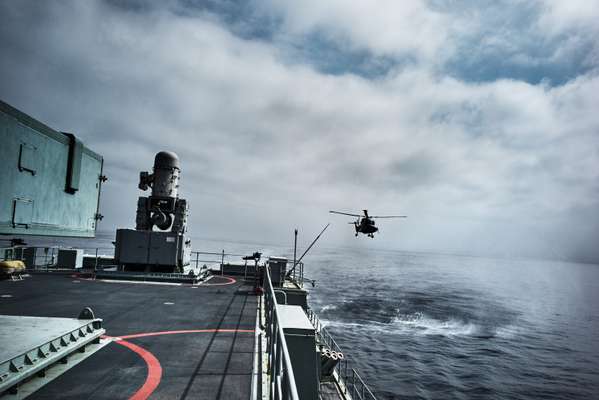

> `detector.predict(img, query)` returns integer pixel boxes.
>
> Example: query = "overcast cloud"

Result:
[1,0,598,263]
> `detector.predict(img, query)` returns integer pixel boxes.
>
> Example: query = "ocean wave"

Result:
[320,304,339,312]
[322,312,515,338]
[317,289,520,339]
[392,312,479,336]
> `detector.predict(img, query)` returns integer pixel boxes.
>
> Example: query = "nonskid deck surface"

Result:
[0,274,258,400]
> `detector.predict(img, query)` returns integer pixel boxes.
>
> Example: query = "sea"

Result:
[17,231,599,400]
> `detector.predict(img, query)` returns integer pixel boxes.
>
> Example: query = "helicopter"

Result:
[329,209,407,238]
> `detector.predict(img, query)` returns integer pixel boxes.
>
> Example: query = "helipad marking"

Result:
[104,328,255,399]
[202,276,236,286]
[112,339,162,400]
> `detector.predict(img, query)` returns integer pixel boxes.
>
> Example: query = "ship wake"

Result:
[318,287,519,339]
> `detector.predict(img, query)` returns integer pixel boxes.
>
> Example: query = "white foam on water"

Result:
[321,316,478,337]
[321,314,514,339]
[320,304,338,312]
[390,311,479,336]
[320,319,386,333]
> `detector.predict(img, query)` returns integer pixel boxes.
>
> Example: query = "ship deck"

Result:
[0,273,258,400]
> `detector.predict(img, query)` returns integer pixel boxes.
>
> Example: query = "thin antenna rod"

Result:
[293,229,298,268]
[287,223,330,277]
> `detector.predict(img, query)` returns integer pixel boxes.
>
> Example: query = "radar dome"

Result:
[154,151,180,170]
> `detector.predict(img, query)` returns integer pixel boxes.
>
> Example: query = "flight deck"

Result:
[0,273,258,400]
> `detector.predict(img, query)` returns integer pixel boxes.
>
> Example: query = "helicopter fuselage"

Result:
[356,218,378,235]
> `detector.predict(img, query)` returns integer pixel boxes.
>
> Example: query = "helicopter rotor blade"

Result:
[371,215,408,219]
[329,210,361,217]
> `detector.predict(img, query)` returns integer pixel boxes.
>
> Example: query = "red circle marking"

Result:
[104,328,255,400]
[203,276,236,286]
[112,339,162,400]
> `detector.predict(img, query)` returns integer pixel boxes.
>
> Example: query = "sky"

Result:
[1,0,598,263]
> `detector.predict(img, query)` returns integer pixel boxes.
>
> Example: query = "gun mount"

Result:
[114,151,191,273]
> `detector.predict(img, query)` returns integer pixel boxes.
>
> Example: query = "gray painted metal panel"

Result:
[18,143,37,175]
[278,304,315,335]
[12,198,33,226]
[268,257,288,287]
[181,237,191,266]
[0,100,103,237]
[277,305,319,400]
[281,287,309,310]
[115,229,150,265]
[114,229,189,269]
[56,249,84,268]
[148,231,179,266]
[0,315,105,395]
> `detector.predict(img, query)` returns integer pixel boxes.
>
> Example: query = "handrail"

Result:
[1,246,258,275]
[0,246,116,270]
[1,246,60,268]
[190,250,261,276]
[287,261,305,288]
[306,309,377,400]
[264,266,300,400]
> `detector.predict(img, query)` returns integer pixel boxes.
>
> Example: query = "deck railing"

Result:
[189,250,253,274]
[286,261,305,288]
[0,246,115,269]
[1,246,298,283]
[1,246,251,274]
[306,309,377,400]
[264,266,300,400]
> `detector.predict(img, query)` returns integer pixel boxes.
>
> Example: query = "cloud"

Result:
[539,0,599,33]
[258,0,599,84]
[0,0,598,262]
[258,0,452,61]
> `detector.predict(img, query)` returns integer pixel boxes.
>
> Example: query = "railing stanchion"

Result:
[221,250,225,275]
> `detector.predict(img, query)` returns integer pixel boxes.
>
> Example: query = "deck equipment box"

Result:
[278,304,319,400]
[57,249,84,269]
[268,257,288,287]
[114,229,191,271]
